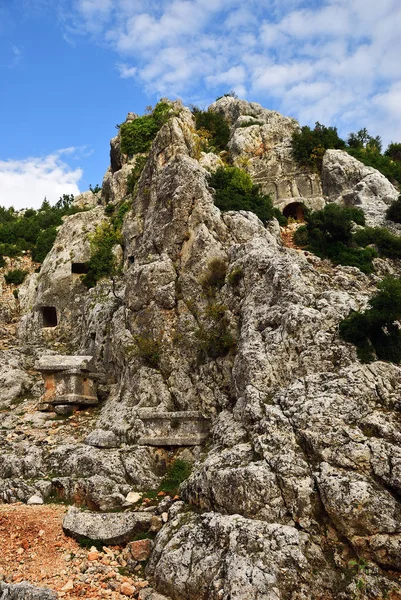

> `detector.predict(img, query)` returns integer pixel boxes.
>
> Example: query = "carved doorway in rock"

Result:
[283,202,305,222]
[41,306,58,328]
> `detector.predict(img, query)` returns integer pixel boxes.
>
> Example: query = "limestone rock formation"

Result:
[322,149,399,226]
[210,96,325,213]
[2,98,401,598]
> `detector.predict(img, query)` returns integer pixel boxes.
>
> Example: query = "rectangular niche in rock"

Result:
[71,262,89,274]
[35,355,99,409]
[41,306,58,328]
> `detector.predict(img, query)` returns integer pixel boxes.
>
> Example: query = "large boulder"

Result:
[0,582,57,599]
[63,506,153,544]
[322,149,399,226]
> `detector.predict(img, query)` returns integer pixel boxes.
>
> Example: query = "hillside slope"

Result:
[2,97,401,599]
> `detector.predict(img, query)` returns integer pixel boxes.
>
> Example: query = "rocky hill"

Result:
[2,97,401,599]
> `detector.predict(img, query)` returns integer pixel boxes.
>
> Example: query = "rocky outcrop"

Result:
[210,96,325,212]
[18,207,109,350]
[322,149,399,226]
[3,98,401,598]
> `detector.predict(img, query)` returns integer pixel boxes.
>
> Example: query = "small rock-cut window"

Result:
[71,262,89,274]
[41,306,58,328]
[283,202,305,222]
[128,256,135,264]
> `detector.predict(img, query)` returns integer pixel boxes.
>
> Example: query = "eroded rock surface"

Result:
[322,149,399,226]
[2,98,401,599]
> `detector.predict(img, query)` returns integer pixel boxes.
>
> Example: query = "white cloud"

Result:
[0,149,82,210]
[64,0,401,145]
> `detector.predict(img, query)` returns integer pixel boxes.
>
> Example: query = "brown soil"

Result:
[0,504,150,599]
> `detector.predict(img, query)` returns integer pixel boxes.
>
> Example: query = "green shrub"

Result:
[340,277,401,363]
[353,226,401,260]
[126,155,148,194]
[120,102,171,156]
[227,266,243,286]
[292,122,345,171]
[0,195,81,264]
[32,226,58,263]
[111,201,130,231]
[193,109,230,152]
[4,269,28,285]
[293,225,309,247]
[195,302,236,361]
[386,196,401,223]
[159,459,192,493]
[385,142,401,162]
[0,255,5,268]
[134,334,162,369]
[200,257,227,296]
[299,203,364,248]
[237,120,264,128]
[297,204,377,273]
[81,222,121,289]
[89,184,102,194]
[209,166,278,224]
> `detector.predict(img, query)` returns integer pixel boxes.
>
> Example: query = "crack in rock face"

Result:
[3,97,401,599]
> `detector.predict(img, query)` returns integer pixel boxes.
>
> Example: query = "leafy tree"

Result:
[193,109,230,152]
[209,166,286,225]
[294,204,376,273]
[340,277,401,363]
[386,195,401,223]
[353,226,401,259]
[385,142,401,162]
[292,122,346,171]
[0,195,83,264]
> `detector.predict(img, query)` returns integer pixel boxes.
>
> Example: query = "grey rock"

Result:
[147,512,329,600]
[210,96,324,209]
[26,494,43,505]
[73,190,102,210]
[138,590,171,600]
[0,582,57,599]
[63,506,153,545]
[84,429,120,448]
[322,149,399,226]
[54,404,74,416]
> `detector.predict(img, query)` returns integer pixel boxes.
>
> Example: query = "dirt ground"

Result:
[0,503,150,599]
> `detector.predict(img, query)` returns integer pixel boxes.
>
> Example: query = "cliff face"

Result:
[2,98,401,598]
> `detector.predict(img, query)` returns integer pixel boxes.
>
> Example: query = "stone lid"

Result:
[35,355,95,373]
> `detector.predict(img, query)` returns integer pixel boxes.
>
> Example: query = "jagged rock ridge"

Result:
[1,97,401,598]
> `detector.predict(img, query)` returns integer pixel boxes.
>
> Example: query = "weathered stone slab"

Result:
[137,410,210,446]
[63,506,153,545]
[35,355,95,372]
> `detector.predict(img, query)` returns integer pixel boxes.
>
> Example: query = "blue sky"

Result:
[1,0,400,209]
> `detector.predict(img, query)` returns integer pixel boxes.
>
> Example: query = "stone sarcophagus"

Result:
[136,410,210,446]
[36,355,99,408]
